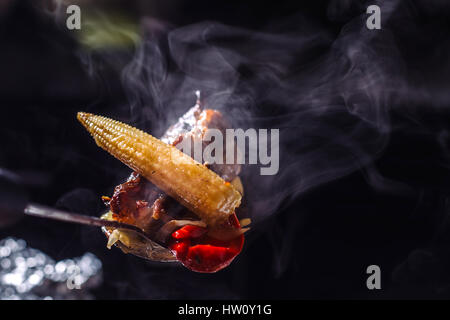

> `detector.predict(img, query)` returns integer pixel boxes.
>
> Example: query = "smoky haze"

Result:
[118,1,419,224]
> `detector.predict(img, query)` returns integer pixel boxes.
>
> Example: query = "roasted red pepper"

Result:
[169,214,244,273]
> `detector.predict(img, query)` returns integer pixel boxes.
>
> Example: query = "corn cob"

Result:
[77,112,241,227]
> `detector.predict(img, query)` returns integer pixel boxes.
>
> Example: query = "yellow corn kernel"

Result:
[77,112,241,227]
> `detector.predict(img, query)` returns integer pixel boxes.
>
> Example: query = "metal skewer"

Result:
[24,203,165,246]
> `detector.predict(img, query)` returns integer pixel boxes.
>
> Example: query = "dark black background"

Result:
[1,0,450,299]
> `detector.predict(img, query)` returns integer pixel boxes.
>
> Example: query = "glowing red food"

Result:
[169,214,244,273]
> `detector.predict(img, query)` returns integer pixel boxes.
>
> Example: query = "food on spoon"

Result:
[78,104,249,272]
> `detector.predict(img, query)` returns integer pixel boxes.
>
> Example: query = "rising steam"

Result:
[119,2,414,224]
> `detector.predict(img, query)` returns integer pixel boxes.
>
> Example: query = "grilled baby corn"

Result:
[77,112,241,227]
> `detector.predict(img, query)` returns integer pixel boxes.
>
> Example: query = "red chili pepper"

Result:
[169,214,244,273]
